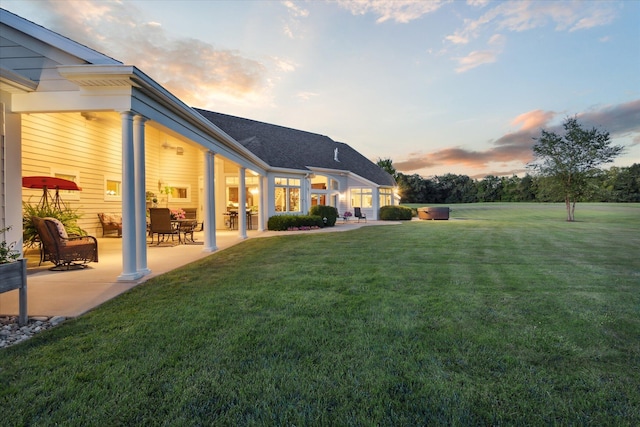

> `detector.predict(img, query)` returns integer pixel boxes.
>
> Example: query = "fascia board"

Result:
[306,166,351,175]
[0,9,119,65]
[345,172,380,188]
[0,67,38,93]
[267,167,310,176]
[57,64,270,172]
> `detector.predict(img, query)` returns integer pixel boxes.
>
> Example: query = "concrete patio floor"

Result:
[0,221,397,318]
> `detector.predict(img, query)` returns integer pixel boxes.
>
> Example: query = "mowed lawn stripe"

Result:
[1,203,638,425]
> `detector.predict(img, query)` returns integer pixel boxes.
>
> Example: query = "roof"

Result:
[0,8,120,65]
[194,109,396,187]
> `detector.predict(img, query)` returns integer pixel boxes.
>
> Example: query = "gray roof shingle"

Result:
[194,109,395,186]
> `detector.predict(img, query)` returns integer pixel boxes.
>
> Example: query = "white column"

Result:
[238,166,247,239]
[257,175,265,231]
[118,111,143,281]
[134,115,150,275]
[202,150,217,252]
[1,102,24,254]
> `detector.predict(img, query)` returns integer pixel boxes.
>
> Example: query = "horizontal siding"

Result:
[21,113,205,236]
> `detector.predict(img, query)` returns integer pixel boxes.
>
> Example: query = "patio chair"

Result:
[148,208,178,245]
[182,208,203,231]
[177,219,198,243]
[32,216,98,270]
[354,207,367,223]
[97,213,122,237]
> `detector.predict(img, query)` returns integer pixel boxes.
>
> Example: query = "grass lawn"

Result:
[1,203,639,425]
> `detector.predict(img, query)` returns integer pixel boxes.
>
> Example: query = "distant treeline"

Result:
[396,163,640,204]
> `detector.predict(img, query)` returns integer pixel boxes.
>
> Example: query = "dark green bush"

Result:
[267,215,324,231]
[379,205,413,220]
[309,205,338,227]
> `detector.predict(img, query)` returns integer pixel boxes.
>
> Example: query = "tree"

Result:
[376,158,397,180]
[528,117,623,221]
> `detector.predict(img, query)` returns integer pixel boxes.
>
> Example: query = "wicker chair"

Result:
[97,213,122,237]
[32,216,98,270]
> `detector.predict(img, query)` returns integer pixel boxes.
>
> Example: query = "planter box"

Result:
[0,259,28,326]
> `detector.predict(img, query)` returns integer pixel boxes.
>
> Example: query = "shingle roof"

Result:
[194,109,396,187]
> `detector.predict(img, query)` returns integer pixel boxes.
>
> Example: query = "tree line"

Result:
[390,164,640,204]
[378,117,636,213]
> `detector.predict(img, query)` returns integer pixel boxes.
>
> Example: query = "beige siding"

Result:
[21,113,204,236]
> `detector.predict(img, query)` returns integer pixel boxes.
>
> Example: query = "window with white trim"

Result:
[168,183,191,203]
[104,176,122,201]
[350,188,372,208]
[274,177,301,212]
[379,188,393,207]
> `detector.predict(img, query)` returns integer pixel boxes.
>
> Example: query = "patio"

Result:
[0,221,392,318]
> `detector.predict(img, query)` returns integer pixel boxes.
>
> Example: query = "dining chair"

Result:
[148,208,178,244]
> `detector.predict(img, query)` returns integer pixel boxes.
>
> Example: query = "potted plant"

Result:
[0,226,28,326]
[146,191,158,208]
[22,200,84,248]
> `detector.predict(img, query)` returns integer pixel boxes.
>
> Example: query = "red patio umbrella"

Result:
[22,176,82,210]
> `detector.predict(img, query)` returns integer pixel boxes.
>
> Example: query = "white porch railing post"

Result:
[203,150,217,252]
[118,111,143,281]
[134,115,150,275]
[238,166,247,239]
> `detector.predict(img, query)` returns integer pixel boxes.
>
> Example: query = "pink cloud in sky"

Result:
[41,0,270,107]
[395,99,640,177]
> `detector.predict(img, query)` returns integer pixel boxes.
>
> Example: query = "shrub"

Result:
[22,200,85,248]
[267,215,324,231]
[379,205,413,220]
[309,205,339,227]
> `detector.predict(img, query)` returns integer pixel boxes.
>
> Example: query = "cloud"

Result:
[447,0,618,44]
[39,0,271,108]
[394,100,640,176]
[296,91,319,101]
[336,0,449,24]
[280,0,310,39]
[577,99,640,137]
[454,49,498,73]
[281,1,310,18]
[446,0,618,72]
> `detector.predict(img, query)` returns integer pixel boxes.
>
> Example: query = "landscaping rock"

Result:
[0,316,62,348]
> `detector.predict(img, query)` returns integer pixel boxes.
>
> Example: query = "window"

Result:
[52,169,80,201]
[226,175,259,208]
[274,177,301,212]
[168,184,191,203]
[351,188,372,208]
[379,188,393,207]
[104,176,122,201]
[311,175,327,190]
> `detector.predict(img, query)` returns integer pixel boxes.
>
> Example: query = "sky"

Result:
[3,0,640,178]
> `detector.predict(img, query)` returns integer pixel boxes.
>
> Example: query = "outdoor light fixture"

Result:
[81,112,98,121]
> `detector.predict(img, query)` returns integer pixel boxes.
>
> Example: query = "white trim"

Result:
[51,168,80,201]
[0,9,120,65]
[168,183,191,203]
[104,175,122,202]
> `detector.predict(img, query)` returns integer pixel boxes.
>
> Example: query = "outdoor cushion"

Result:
[43,217,68,239]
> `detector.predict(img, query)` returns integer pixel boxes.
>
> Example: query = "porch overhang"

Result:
[9,64,269,175]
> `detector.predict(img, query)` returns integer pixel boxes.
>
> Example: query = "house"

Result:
[0,8,396,282]
[195,109,397,219]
